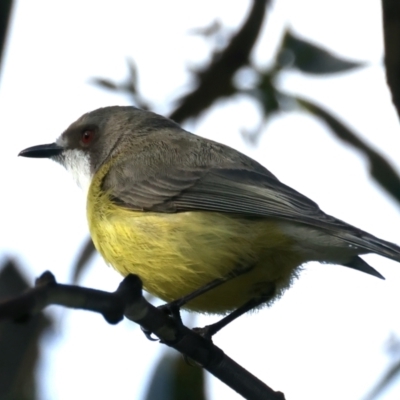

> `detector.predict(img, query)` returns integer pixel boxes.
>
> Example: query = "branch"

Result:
[382,0,400,119]
[0,271,285,400]
[0,0,13,78]
[170,0,271,123]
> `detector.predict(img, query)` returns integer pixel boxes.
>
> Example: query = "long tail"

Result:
[343,256,385,279]
[342,229,400,262]
[334,229,400,280]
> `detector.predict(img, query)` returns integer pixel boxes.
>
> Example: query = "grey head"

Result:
[19,106,182,192]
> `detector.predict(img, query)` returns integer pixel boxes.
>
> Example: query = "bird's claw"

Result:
[141,326,159,341]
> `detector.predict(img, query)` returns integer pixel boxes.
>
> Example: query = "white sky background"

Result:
[1,0,400,399]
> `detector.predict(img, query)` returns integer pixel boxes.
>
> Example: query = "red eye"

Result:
[81,129,94,145]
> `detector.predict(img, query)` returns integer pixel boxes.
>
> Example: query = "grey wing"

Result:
[104,164,400,266]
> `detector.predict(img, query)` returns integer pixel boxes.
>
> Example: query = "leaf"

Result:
[278,29,364,74]
[144,351,206,400]
[297,96,400,204]
[257,72,280,114]
[72,237,97,283]
[90,77,118,90]
[239,70,299,143]
[189,20,222,38]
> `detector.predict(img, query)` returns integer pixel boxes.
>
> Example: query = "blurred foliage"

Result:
[144,351,206,400]
[296,96,400,203]
[364,334,400,400]
[72,236,96,283]
[91,59,150,110]
[277,29,364,74]
[236,28,366,143]
[0,260,52,400]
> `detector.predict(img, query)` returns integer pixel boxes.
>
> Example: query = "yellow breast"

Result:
[87,170,304,314]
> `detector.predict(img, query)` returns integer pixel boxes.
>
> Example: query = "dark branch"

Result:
[0,0,13,79]
[382,0,400,119]
[0,271,285,400]
[169,0,270,123]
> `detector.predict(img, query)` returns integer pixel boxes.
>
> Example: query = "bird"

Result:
[19,106,400,319]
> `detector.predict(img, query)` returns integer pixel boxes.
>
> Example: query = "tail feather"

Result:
[341,230,400,264]
[343,256,385,280]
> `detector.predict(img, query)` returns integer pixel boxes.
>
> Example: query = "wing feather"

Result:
[104,163,400,263]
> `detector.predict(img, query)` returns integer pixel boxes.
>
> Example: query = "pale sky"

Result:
[1,1,400,399]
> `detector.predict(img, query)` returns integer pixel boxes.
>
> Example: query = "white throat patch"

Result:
[61,149,93,194]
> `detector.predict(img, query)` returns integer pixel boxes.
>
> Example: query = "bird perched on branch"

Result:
[19,106,400,326]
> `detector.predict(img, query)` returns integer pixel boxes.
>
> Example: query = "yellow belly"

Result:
[87,179,304,314]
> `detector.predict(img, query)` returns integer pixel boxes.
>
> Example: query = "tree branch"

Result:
[170,0,271,123]
[0,271,285,400]
[0,0,13,79]
[382,0,400,119]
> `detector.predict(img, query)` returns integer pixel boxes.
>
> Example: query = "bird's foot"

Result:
[141,300,184,341]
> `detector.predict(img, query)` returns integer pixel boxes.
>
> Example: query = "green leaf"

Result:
[144,351,207,400]
[278,30,364,74]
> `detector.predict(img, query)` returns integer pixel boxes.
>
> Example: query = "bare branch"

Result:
[0,271,285,400]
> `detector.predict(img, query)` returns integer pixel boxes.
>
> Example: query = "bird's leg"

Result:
[195,284,276,339]
[142,264,255,341]
[164,263,255,313]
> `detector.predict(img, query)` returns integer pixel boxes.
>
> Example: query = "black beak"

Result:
[19,143,63,158]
